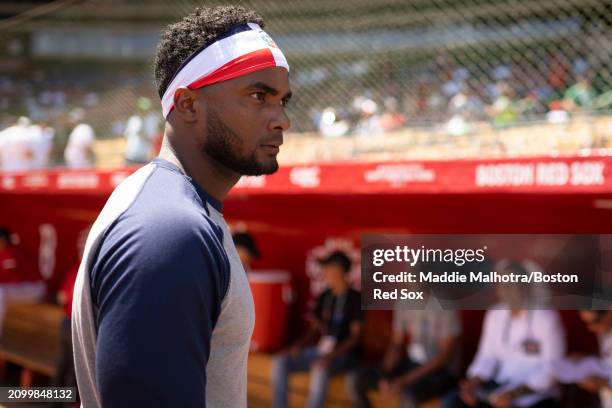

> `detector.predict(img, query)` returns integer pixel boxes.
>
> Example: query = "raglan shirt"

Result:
[72,158,255,408]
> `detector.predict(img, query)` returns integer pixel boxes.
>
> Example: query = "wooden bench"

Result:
[0,302,63,386]
[248,352,440,408]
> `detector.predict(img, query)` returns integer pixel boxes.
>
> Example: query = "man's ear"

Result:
[173,87,200,123]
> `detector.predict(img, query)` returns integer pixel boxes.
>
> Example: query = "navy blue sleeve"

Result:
[90,212,229,408]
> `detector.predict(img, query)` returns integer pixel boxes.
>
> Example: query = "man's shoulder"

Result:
[96,163,227,264]
[105,200,224,261]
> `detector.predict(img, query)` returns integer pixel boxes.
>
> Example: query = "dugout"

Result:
[0,154,610,366]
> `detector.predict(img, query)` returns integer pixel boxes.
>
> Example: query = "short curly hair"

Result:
[153,5,264,99]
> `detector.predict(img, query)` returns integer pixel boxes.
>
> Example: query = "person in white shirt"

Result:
[0,117,35,172]
[443,260,566,408]
[576,310,612,408]
[124,97,160,164]
[29,122,54,169]
[64,109,95,168]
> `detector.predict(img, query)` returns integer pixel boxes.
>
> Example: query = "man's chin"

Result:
[241,159,279,176]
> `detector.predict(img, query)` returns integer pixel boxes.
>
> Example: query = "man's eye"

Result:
[251,92,265,101]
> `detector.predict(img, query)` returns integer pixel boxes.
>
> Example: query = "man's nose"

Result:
[269,106,291,132]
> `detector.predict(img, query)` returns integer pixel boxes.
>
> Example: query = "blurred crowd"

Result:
[0,53,610,172]
[313,55,611,138]
[0,96,162,172]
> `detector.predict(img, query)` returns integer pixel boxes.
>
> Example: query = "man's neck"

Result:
[510,308,523,317]
[158,130,240,203]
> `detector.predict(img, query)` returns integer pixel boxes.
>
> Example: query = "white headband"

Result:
[161,23,289,119]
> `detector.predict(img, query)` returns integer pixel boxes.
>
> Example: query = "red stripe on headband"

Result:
[188,48,277,90]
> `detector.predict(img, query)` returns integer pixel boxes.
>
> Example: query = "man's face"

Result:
[496,268,528,308]
[196,67,291,176]
[236,246,253,270]
[322,264,345,287]
[580,310,612,335]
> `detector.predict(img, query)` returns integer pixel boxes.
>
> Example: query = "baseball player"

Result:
[72,5,291,407]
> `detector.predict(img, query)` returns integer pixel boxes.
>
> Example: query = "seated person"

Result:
[232,231,261,271]
[347,300,461,408]
[0,227,46,337]
[443,260,566,408]
[570,310,612,408]
[52,226,89,407]
[272,250,362,408]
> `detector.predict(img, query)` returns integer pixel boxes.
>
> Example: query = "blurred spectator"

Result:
[0,117,34,172]
[514,90,543,119]
[347,306,460,407]
[64,108,95,168]
[318,107,350,138]
[446,87,484,136]
[354,98,383,137]
[272,250,362,408]
[563,76,595,112]
[232,231,261,271]
[29,121,55,169]
[0,227,46,338]
[51,226,88,407]
[50,113,72,166]
[562,310,612,408]
[443,260,565,408]
[380,97,405,132]
[546,101,571,124]
[547,53,571,99]
[487,83,517,127]
[124,97,160,164]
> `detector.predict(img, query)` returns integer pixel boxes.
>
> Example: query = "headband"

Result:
[161,23,289,118]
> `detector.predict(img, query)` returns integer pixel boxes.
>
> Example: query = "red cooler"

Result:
[248,270,292,352]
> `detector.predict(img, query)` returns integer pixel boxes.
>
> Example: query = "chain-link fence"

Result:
[0,0,610,164]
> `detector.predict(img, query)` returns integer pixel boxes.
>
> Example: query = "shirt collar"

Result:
[152,157,224,213]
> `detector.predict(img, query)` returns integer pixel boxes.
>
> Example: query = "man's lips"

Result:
[261,144,280,154]
[260,137,283,154]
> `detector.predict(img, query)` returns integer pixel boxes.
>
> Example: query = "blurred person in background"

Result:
[51,226,89,407]
[446,86,484,137]
[0,227,46,338]
[272,250,362,408]
[547,53,571,100]
[29,120,55,169]
[50,113,73,166]
[443,260,565,408]
[347,297,461,407]
[318,107,350,138]
[232,231,261,271]
[379,97,405,132]
[487,83,517,128]
[0,116,35,172]
[64,108,95,168]
[563,76,594,112]
[354,98,383,137]
[567,310,612,408]
[124,97,161,164]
